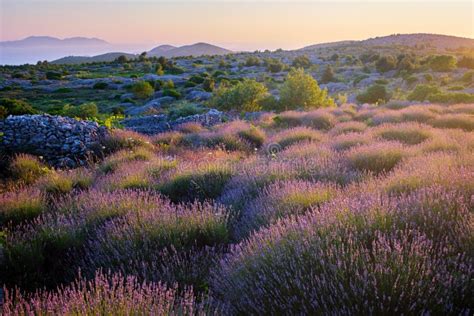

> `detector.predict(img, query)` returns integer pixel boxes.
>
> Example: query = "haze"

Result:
[1,0,473,51]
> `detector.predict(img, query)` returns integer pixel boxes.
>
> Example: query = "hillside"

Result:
[148,44,177,56]
[51,52,137,64]
[148,42,232,57]
[301,33,474,51]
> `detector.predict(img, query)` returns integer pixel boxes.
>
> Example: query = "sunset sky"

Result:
[1,0,473,51]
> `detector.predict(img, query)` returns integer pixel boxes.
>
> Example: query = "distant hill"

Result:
[0,36,108,47]
[148,44,177,56]
[301,33,474,51]
[51,52,137,64]
[148,42,232,57]
[51,42,232,64]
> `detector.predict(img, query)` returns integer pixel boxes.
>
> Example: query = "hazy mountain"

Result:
[148,44,177,56]
[0,36,109,47]
[148,42,232,58]
[301,33,474,51]
[0,36,113,65]
[51,52,137,64]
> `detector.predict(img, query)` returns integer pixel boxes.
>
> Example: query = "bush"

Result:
[162,88,181,99]
[430,114,474,131]
[375,55,397,73]
[159,164,233,202]
[45,71,62,80]
[347,142,406,174]
[3,272,220,315]
[320,65,335,84]
[376,124,432,145]
[10,154,49,184]
[131,81,154,99]
[427,92,474,104]
[92,81,108,89]
[407,84,441,101]
[428,55,457,72]
[279,68,335,110]
[356,84,391,104]
[167,103,205,120]
[213,189,472,314]
[457,56,474,69]
[63,102,98,119]
[209,79,269,112]
[245,56,261,67]
[292,55,312,68]
[265,58,285,73]
[0,98,37,116]
[269,127,323,149]
[0,189,45,226]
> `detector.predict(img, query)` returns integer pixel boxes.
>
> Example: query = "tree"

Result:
[320,65,335,84]
[131,81,154,99]
[376,55,397,73]
[292,55,312,68]
[209,79,269,112]
[115,55,128,63]
[279,68,335,110]
[138,52,148,62]
[356,84,391,104]
[429,55,457,72]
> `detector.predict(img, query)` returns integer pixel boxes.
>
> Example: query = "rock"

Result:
[120,93,134,101]
[186,90,212,102]
[0,114,108,168]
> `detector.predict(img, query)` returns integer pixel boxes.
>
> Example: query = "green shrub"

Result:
[167,103,205,120]
[427,92,474,104]
[407,84,440,101]
[457,56,474,69]
[131,81,154,99]
[428,55,457,72]
[0,189,46,226]
[292,55,312,68]
[63,102,98,119]
[93,82,108,89]
[209,79,269,112]
[376,55,397,73]
[356,84,391,104]
[162,89,181,99]
[10,154,50,184]
[320,65,335,84]
[45,71,62,80]
[245,56,261,67]
[0,98,37,116]
[279,68,335,110]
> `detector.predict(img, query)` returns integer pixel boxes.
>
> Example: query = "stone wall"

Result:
[121,109,225,135]
[0,114,108,167]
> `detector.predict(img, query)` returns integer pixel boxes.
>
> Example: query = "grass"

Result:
[347,142,407,174]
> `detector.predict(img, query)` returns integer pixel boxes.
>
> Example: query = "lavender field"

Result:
[1,102,473,314]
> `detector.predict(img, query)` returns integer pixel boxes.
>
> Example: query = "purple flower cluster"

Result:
[1,102,473,313]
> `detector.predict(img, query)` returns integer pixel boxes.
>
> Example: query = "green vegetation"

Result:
[356,84,391,104]
[209,79,269,112]
[279,68,335,110]
[131,81,154,99]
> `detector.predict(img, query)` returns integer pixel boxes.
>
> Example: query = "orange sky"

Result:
[1,1,473,51]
